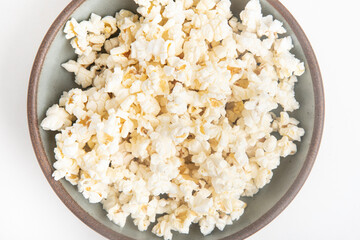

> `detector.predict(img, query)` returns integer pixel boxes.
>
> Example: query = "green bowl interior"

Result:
[37,0,314,239]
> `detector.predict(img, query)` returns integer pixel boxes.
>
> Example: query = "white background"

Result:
[0,0,359,239]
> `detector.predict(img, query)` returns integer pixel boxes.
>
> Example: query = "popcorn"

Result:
[104,37,119,53]
[62,60,96,88]
[77,51,97,66]
[87,13,104,34]
[240,0,262,33]
[257,15,286,38]
[199,215,216,235]
[137,93,161,115]
[59,88,88,118]
[71,36,92,56]
[102,188,129,227]
[171,204,197,233]
[130,134,151,159]
[152,215,174,240]
[189,188,213,214]
[41,104,72,131]
[102,16,118,38]
[63,18,84,39]
[78,170,109,203]
[52,144,80,183]
[41,0,305,239]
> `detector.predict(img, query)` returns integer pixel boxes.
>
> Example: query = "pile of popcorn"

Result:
[41,0,305,239]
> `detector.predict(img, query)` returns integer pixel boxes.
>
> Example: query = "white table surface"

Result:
[1,0,359,239]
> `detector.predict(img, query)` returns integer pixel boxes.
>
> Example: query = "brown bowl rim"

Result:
[27,0,324,239]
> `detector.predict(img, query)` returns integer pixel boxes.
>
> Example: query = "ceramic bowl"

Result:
[27,0,324,239]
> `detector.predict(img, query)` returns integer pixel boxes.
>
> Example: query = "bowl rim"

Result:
[27,0,325,239]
